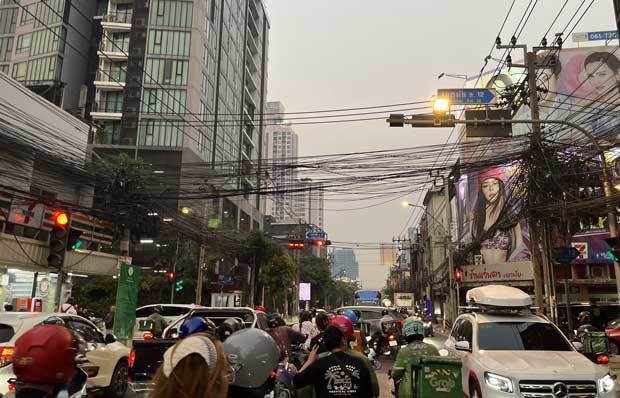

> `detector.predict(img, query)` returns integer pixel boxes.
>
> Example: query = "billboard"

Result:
[299,282,311,301]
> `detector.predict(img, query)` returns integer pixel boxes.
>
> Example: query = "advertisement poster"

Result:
[457,164,530,265]
[114,263,141,340]
[299,282,311,301]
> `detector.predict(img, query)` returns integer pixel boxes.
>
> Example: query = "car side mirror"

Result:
[572,341,584,352]
[438,349,449,357]
[105,333,117,344]
[455,340,471,352]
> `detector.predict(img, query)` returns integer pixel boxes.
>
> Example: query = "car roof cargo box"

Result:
[466,285,532,308]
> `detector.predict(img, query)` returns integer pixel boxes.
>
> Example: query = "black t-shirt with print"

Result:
[293,351,373,398]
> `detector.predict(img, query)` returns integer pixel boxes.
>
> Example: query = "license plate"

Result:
[389,340,398,347]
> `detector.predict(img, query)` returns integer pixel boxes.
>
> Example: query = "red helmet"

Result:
[330,315,354,340]
[255,305,265,313]
[13,324,77,385]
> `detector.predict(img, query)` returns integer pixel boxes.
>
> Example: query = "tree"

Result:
[329,280,360,308]
[259,251,297,316]
[238,231,281,306]
[299,255,333,307]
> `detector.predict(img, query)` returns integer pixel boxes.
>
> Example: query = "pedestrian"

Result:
[104,305,115,331]
[391,317,439,398]
[150,333,229,398]
[293,325,376,397]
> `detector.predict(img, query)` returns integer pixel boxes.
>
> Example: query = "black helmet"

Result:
[299,310,312,323]
[577,311,592,324]
[217,318,242,341]
[267,314,285,329]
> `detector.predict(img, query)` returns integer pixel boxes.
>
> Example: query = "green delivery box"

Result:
[416,356,463,398]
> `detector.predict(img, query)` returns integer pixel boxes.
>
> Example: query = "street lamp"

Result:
[438,73,468,80]
[432,98,450,115]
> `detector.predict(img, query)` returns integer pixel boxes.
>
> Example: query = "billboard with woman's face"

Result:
[457,164,530,266]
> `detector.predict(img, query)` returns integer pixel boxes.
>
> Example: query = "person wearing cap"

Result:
[293,325,375,398]
[391,317,439,398]
[151,333,229,398]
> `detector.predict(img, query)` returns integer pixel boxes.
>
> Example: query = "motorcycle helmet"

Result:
[402,317,425,338]
[13,324,77,385]
[267,313,285,329]
[217,318,242,341]
[224,328,279,388]
[577,311,592,324]
[342,309,358,324]
[179,316,216,338]
[255,305,266,313]
[330,315,354,340]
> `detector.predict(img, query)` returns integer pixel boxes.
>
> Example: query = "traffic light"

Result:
[288,240,305,250]
[455,268,463,283]
[175,279,184,292]
[605,237,620,261]
[312,239,325,247]
[166,271,174,282]
[67,229,84,251]
[47,211,69,269]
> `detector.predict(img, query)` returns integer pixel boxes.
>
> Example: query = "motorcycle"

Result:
[5,368,88,398]
[571,325,610,365]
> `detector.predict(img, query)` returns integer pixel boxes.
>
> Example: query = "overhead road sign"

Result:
[306,231,327,240]
[572,31,618,43]
[436,88,497,105]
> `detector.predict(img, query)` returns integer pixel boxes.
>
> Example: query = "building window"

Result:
[142,89,187,114]
[148,30,190,56]
[0,7,18,34]
[0,37,13,62]
[145,58,187,86]
[138,120,184,147]
[11,62,26,81]
[150,0,193,28]
[19,4,34,25]
[16,33,31,54]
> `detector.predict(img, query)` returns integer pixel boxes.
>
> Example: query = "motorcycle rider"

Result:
[309,311,331,353]
[179,316,217,338]
[292,325,377,398]
[330,315,380,397]
[224,328,280,398]
[342,309,368,354]
[391,317,439,398]
[151,333,229,398]
[266,313,305,362]
[10,323,87,398]
[292,310,319,349]
[146,305,169,338]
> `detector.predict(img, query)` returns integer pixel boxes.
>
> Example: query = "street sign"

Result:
[306,231,326,240]
[552,247,581,263]
[437,88,497,105]
[572,30,618,42]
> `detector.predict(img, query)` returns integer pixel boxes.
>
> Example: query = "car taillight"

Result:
[7,382,15,393]
[0,347,14,367]
[143,332,154,340]
[128,350,135,368]
[398,319,404,325]
[597,353,610,365]
[388,334,396,341]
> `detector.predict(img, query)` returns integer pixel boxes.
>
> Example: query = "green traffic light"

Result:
[175,279,184,292]
[71,240,83,250]
[607,251,618,261]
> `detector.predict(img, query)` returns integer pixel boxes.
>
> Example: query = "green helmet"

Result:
[402,317,425,337]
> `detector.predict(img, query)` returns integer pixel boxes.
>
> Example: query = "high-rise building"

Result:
[91,0,270,230]
[264,101,299,221]
[296,178,324,229]
[0,0,96,113]
[332,249,359,280]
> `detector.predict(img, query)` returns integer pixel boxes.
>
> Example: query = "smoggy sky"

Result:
[265,0,617,289]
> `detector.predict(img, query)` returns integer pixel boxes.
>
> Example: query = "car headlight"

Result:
[484,372,514,393]
[599,374,615,394]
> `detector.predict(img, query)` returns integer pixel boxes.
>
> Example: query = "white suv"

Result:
[444,286,615,398]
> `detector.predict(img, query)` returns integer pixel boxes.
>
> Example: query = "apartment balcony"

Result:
[90,99,123,120]
[98,40,129,60]
[101,10,132,31]
[246,48,259,73]
[244,86,257,109]
[247,33,259,55]
[245,66,257,92]
[94,71,126,90]
[248,11,259,38]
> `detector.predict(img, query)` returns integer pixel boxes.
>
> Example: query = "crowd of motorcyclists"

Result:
[4,306,443,398]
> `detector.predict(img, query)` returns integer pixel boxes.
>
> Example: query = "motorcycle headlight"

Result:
[599,374,615,394]
[485,372,514,393]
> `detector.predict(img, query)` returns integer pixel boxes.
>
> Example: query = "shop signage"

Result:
[461,261,534,283]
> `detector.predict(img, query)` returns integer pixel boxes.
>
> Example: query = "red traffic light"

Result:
[166,271,174,281]
[455,269,463,283]
[288,240,305,250]
[51,211,69,227]
[313,240,325,247]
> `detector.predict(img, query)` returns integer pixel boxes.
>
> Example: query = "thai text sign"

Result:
[461,261,533,283]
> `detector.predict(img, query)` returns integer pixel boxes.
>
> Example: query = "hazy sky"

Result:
[265,1,617,289]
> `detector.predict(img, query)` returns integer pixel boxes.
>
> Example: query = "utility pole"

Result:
[196,242,206,305]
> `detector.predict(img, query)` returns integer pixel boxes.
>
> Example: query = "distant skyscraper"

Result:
[332,249,359,279]
[265,101,299,221]
[296,178,324,229]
